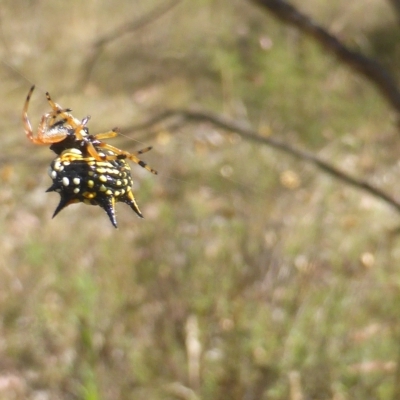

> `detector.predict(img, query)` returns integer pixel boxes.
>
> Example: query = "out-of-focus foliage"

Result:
[0,0,399,399]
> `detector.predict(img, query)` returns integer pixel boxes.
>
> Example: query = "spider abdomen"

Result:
[47,148,143,228]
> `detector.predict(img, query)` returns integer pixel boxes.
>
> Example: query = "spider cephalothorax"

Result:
[23,85,157,228]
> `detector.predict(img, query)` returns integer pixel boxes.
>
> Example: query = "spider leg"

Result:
[46,91,70,115]
[93,128,119,141]
[22,85,45,144]
[71,116,91,141]
[134,146,153,155]
[48,107,74,126]
[46,91,80,129]
[93,129,154,156]
[95,142,157,174]
[83,140,111,161]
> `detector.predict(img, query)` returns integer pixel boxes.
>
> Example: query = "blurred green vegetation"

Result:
[0,0,400,399]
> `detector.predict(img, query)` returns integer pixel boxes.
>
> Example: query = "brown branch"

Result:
[77,0,182,89]
[249,0,400,114]
[124,109,400,213]
[388,0,400,25]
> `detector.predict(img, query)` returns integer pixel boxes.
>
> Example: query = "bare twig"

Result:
[124,109,400,213]
[249,0,400,115]
[388,0,400,24]
[77,0,182,89]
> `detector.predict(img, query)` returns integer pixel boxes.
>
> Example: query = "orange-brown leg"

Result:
[93,130,119,141]
[94,142,157,174]
[45,91,81,129]
[134,146,153,155]
[22,85,45,144]
[92,130,153,156]
[70,116,91,141]
[91,130,156,170]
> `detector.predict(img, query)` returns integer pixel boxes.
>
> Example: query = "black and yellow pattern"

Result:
[46,148,143,228]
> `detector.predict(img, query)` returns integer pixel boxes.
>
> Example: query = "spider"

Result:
[22,85,157,228]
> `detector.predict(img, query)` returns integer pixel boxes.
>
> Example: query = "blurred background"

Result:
[0,0,400,399]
